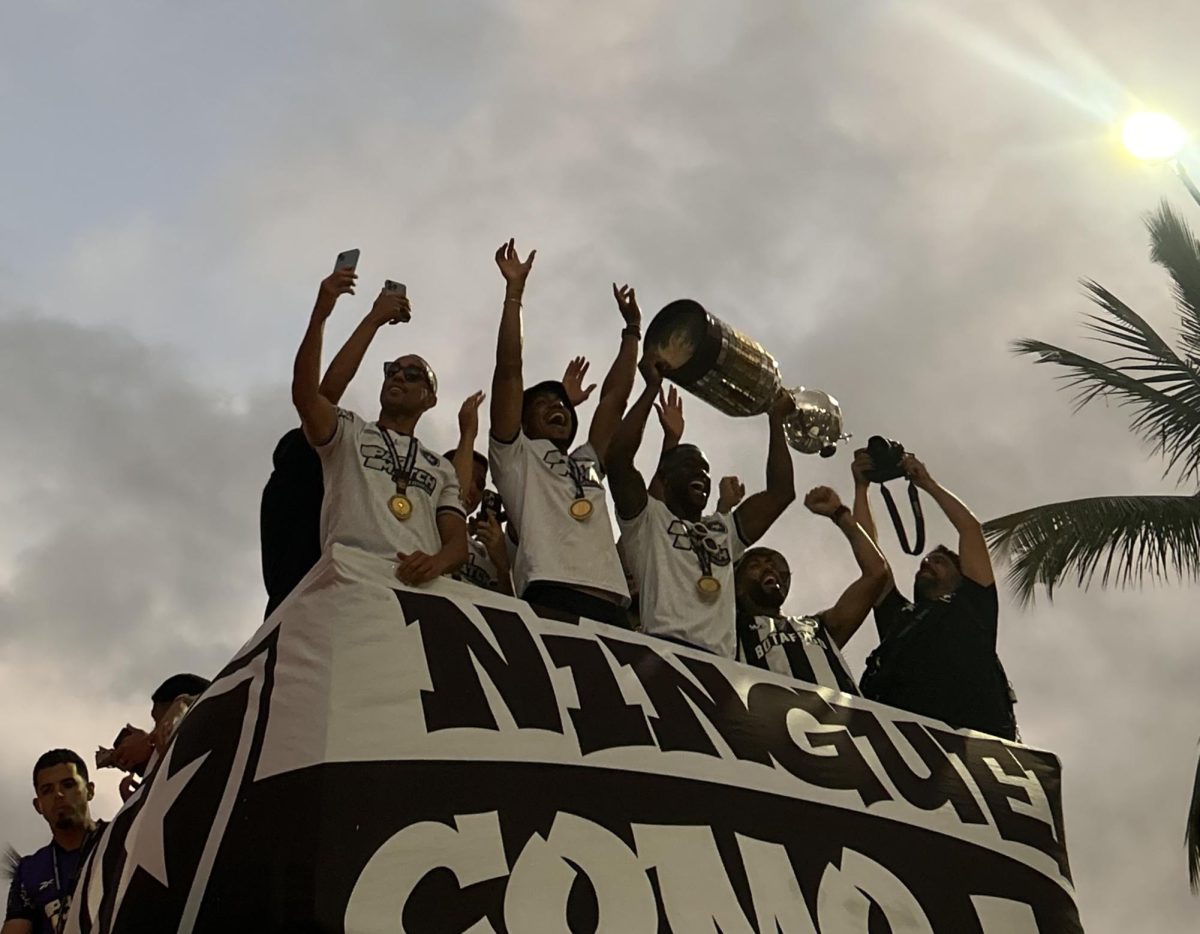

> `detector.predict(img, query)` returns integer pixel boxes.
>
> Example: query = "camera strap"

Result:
[879,481,925,556]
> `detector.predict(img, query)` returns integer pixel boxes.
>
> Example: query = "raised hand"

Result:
[804,485,844,518]
[654,385,685,443]
[612,283,642,327]
[495,238,537,285]
[851,448,874,489]
[769,390,797,421]
[473,513,511,573]
[369,286,411,326]
[458,390,486,438]
[638,351,667,388]
[562,356,597,406]
[717,475,746,513]
[317,267,357,313]
[901,453,934,491]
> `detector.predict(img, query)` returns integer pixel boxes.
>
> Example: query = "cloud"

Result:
[5,0,1200,928]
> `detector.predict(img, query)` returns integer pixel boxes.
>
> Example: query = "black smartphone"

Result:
[334,249,360,270]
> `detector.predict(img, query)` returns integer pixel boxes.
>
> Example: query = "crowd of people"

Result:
[4,239,1017,933]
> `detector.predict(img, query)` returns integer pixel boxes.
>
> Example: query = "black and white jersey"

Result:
[736,612,859,695]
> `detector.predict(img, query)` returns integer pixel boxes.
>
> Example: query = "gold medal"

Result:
[389,494,414,521]
[697,575,721,596]
[569,498,593,521]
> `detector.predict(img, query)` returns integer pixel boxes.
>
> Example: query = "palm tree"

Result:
[981,200,1200,891]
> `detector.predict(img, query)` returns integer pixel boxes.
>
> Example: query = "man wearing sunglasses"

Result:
[487,239,638,628]
[291,265,468,587]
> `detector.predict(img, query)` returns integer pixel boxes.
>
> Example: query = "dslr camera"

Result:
[864,436,908,484]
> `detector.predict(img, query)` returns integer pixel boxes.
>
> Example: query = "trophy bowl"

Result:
[785,387,847,457]
[644,299,783,417]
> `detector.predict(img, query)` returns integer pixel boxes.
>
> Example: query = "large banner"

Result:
[68,544,1082,933]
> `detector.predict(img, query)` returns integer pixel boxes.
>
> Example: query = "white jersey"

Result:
[453,538,502,591]
[617,497,748,657]
[317,409,464,560]
[489,431,628,603]
[736,613,859,694]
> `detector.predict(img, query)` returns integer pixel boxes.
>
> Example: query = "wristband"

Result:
[830,505,851,524]
[622,325,642,340]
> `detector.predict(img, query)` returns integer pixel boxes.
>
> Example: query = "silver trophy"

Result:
[644,299,848,457]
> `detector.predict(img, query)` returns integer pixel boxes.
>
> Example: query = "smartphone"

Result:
[334,249,360,271]
[384,280,407,298]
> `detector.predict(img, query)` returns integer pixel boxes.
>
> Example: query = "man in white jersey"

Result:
[488,239,639,628]
[607,353,797,657]
[291,261,467,585]
[734,486,890,692]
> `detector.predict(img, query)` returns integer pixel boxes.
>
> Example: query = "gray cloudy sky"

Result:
[3,0,1200,929]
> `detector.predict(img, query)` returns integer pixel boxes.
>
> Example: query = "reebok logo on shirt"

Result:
[542,450,603,488]
[666,518,733,566]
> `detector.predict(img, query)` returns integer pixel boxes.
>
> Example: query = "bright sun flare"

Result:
[1121,111,1188,161]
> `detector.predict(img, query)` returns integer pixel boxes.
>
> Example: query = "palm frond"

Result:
[1147,201,1200,366]
[1188,742,1200,893]
[1013,280,1200,482]
[983,494,1200,604]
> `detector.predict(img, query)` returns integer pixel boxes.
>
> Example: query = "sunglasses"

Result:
[383,362,432,387]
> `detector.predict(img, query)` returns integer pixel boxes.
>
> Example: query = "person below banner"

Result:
[487,240,638,628]
[290,260,467,586]
[607,352,797,657]
[734,487,890,693]
[4,750,106,934]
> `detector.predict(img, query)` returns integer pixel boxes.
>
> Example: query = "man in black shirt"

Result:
[735,486,889,693]
[853,450,1017,739]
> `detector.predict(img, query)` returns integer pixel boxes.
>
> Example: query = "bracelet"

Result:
[622,325,642,340]
[504,297,522,307]
[830,505,851,524]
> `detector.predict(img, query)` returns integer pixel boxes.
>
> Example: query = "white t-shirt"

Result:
[736,613,859,695]
[617,497,749,657]
[317,409,464,559]
[488,431,628,603]
[453,538,502,591]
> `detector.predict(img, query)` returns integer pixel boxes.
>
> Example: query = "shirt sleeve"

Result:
[315,407,360,456]
[954,579,1000,643]
[6,867,35,922]
[872,586,910,640]
[724,511,749,562]
[437,462,466,518]
[616,498,656,576]
[488,430,523,502]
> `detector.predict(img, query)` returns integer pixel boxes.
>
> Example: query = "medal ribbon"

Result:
[685,523,715,579]
[564,454,588,502]
[377,424,419,496]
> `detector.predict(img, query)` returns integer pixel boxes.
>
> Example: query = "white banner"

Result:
[69,544,1082,933]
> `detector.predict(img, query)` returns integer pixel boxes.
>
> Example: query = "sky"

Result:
[2,0,1200,929]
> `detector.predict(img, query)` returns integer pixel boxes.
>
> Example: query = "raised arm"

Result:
[562,356,597,408]
[851,447,894,602]
[490,239,536,442]
[292,268,355,446]
[318,287,411,405]
[804,487,892,648]
[733,393,798,544]
[904,454,994,587]
[607,356,666,519]
[588,284,643,462]
[453,391,486,499]
[648,384,684,500]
